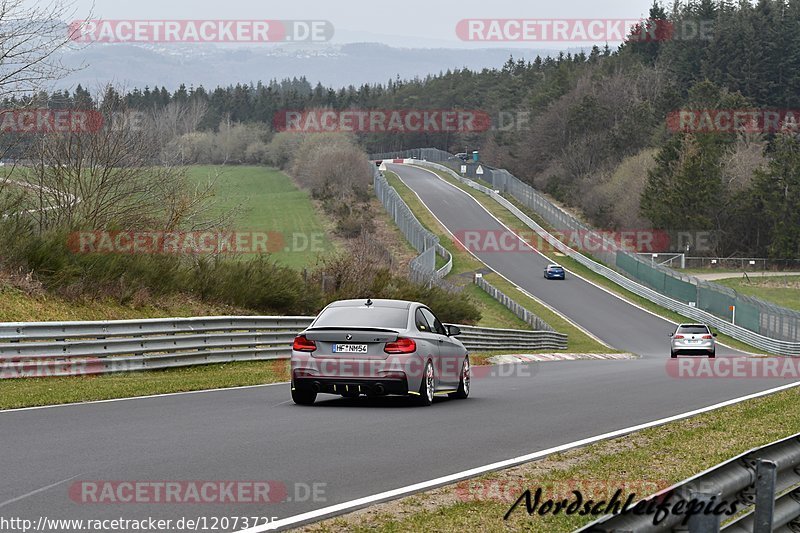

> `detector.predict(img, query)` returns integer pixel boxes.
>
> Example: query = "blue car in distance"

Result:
[544,264,566,280]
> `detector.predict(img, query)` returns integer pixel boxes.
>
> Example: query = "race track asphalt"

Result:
[0,164,793,532]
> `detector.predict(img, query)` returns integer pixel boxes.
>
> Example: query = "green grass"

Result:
[395,168,610,352]
[384,171,544,333]
[304,385,800,532]
[0,283,249,323]
[484,273,616,353]
[0,351,563,410]
[462,283,529,330]
[0,360,291,410]
[680,268,744,275]
[388,169,611,352]
[186,165,335,269]
[716,275,800,312]
[384,171,527,328]
[385,171,483,276]
[423,167,763,355]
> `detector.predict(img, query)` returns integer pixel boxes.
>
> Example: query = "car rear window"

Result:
[677,325,709,334]
[313,307,408,329]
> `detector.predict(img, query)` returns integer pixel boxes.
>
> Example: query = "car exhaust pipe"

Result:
[373,383,385,395]
[311,381,322,393]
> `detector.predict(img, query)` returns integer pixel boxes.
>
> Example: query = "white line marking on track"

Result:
[388,164,612,349]
[0,381,289,414]
[0,474,83,509]
[403,163,753,355]
[238,381,800,532]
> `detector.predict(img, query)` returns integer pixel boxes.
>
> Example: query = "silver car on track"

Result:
[290,299,470,406]
[669,323,717,358]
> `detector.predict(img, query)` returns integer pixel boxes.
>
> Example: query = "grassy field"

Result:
[302,384,800,532]
[385,171,614,346]
[0,283,254,323]
[186,165,335,269]
[484,274,615,353]
[0,360,291,410]
[384,171,526,331]
[0,349,570,410]
[716,275,800,312]
[423,167,763,354]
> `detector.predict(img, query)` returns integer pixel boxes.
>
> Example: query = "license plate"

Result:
[333,344,368,353]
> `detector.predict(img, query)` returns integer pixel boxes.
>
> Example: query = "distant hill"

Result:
[55,41,571,90]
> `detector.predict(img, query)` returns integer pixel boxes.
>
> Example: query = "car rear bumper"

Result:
[671,342,715,355]
[291,352,427,394]
[292,376,409,396]
[545,274,565,279]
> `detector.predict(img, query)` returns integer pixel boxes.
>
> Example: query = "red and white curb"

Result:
[488,353,635,364]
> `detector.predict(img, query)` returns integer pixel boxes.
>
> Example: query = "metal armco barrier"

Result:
[455,324,566,351]
[580,432,800,532]
[402,158,799,356]
[372,165,452,287]
[0,317,563,378]
[371,149,800,345]
[475,274,557,333]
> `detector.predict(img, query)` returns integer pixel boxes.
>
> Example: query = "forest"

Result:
[5,0,799,258]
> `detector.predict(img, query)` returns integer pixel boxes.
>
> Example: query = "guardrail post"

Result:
[753,459,777,533]
[687,491,721,533]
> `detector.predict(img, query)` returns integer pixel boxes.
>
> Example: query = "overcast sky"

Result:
[53,0,657,48]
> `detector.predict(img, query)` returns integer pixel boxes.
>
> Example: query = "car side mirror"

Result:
[669,332,673,337]
[712,333,717,337]
[446,325,461,336]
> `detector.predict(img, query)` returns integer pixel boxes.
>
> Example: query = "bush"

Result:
[2,230,322,314]
[310,249,481,324]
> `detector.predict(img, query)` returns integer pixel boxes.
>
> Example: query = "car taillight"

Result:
[384,337,416,354]
[702,335,713,339]
[293,335,316,352]
[674,335,684,339]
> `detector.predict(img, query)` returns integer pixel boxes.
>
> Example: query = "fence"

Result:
[372,165,452,287]
[0,316,568,378]
[683,257,800,271]
[371,148,452,162]
[370,149,800,346]
[393,157,800,355]
[453,324,566,351]
[474,273,559,334]
[580,431,800,532]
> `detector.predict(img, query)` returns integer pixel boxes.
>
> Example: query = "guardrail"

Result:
[0,316,563,378]
[406,159,800,356]
[372,165,452,287]
[453,324,566,351]
[372,149,800,344]
[580,431,800,532]
[474,274,558,333]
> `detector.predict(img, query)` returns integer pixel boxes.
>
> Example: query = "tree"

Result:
[0,0,86,221]
[752,135,800,258]
[25,93,216,233]
[640,132,726,232]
